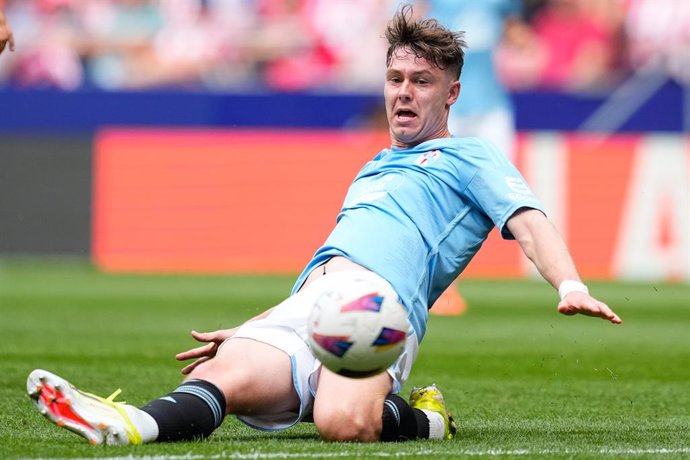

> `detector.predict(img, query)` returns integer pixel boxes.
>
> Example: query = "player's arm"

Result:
[175,306,277,374]
[506,207,622,324]
[0,9,15,55]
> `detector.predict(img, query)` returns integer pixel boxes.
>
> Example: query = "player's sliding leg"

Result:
[27,369,155,445]
[313,368,391,441]
[27,338,299,445]
[27,369,231,445]
[313,367,456,442]
[381,385,456,441]
[139,337,299,442]
[408,384,457,440]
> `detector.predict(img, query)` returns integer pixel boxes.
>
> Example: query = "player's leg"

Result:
[313,368,392,442]
[138,336,299,442]
[313,367,456,442]
[27,338,298,445]
[189,337,299,415]
[27,369,154,445]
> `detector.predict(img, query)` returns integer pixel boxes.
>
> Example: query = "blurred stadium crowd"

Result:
[0,0,688,93]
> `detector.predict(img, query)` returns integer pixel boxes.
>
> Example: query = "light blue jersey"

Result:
[293,137,544,340]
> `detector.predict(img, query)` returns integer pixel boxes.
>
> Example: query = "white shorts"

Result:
[230,270,419,431]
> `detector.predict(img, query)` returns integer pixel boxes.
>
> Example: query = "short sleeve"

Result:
[464,161,544,239]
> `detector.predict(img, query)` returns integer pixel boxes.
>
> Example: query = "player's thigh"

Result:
[313,366,393,442]
[189,337,300,416]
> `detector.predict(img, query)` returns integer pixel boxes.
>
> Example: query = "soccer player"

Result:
[0,8,15,55]
[27,5,621,445]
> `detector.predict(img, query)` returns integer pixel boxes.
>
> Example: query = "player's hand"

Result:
[557,291,622,324]
[0,10,15,55]
[175,328,238,375]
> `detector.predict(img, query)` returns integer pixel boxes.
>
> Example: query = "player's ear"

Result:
[447,80,460,106]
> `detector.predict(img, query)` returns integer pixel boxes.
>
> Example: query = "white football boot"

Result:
[27,369,143,445]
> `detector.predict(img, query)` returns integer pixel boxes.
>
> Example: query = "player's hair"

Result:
[385,4,467,79]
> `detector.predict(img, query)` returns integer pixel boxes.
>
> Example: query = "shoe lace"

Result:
[81,388,142,444]
[82,388,127,406]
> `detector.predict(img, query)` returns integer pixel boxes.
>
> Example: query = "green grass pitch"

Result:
[1,259,688,459]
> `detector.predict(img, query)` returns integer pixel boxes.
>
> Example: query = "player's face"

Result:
[384,47,460,149]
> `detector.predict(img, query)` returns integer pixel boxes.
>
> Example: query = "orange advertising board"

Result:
[93,129,690,280]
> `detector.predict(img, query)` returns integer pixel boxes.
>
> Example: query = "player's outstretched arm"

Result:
[506,208,622,324]
[0,9,15,55]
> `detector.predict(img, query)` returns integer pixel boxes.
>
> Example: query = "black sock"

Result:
[140,379,226,442]
[380,394,430,441]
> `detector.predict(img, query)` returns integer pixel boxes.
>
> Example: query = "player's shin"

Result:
[140,379,226,441]
[380,394,429,441]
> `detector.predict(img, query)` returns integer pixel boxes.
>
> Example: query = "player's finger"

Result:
[585,300,620,323]
[190,330,213,342]
[8,33,14,52]
[180,357,210,375]
[191,329,231,343]
[598,303,622,324]
[175,342,216,361]
[558,300,622,324]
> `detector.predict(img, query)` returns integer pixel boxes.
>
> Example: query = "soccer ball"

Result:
[307,271,409,378]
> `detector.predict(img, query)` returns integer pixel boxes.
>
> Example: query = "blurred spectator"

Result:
[1,0,666,95]
[494,11,547,90]
[253,0,335,91]
[526,0,626,91]
[415,0,524,159]
[624,0,690,84]
[0,3,15,55]
[74,0,163,89]
[298,0,396,92]
[408,0,527,318]
[117,0,251,90]
[4,0,84,90]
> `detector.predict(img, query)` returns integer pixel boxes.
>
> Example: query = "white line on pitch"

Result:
[29,446,690,460]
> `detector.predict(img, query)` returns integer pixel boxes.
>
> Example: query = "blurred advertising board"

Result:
[92,129,690,281]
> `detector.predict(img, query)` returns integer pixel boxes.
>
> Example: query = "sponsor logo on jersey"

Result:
[505,176,538,202]
[344,172,404,206]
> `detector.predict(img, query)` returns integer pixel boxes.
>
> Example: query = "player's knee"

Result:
[187,359,254,413]
[314,403,381,442]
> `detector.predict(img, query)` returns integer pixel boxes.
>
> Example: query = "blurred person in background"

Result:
[411,0,527,315]
[0,0,84,89]
[415,0,523,158]
[296,0,398,91]
[72,0,163,90]
[109,0,250,90]
[494,6,547,90]
[526,0,626,91]
[1,0,254,91]
[0,4,15,55]
[624,0,690,85]
[252,0,336,91]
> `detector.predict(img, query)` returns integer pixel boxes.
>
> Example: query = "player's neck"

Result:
[390,127,451,150]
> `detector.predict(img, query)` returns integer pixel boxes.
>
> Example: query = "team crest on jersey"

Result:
[415,150,441,166]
